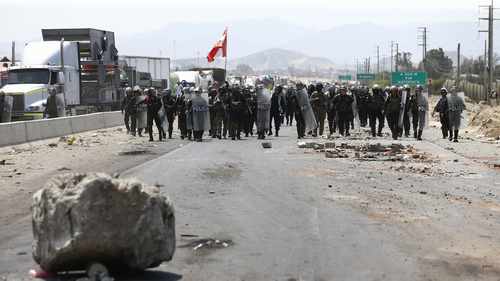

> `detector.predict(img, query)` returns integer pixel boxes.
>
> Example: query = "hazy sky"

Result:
[0,0,489,41]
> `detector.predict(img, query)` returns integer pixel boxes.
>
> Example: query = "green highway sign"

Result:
[356,73,376,81]
[391,71,428,85]
[338,74,352,81]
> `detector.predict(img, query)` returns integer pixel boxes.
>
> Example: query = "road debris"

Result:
[57,167,72,171]
[261,142,272,149]
[32,173,175,273]
[66,136,77,145]
[298,141,433,163]
[180,238,234,252]
[118,149,153,156]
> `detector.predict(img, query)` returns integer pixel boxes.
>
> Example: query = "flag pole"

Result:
[224,56,227,81]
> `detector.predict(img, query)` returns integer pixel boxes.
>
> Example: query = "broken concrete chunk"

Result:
[324,142,336,149]
[32,173,175,272]
[297,142,320,149]
[261,142,272,149]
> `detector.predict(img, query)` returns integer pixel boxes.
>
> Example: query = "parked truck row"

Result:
[0,28,228,123]
[0,28,172,122]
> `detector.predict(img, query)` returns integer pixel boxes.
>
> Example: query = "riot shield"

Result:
[256,87,271,131]
[191,94,210,131]
[350,92,360,130]
[296,88,318,132]
[158,107,169,133]
[417,91,429,128]
[398,90,408,128]
[1,95,13,123]
[136,96,147,129]
[447,92,467,129]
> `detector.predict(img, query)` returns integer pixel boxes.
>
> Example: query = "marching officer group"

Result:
[121,79,465,143]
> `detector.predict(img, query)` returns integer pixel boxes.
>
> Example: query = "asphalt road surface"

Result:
[121,125,500,281]
[1,124,500,281]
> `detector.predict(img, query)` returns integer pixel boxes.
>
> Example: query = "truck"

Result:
[119,55,170,90]
[0,28,121,120]
[170,68,226,92]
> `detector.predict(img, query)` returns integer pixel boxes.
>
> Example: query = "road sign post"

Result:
[391,71,428,86]
[338,74,352,81]
[356,73,376,81]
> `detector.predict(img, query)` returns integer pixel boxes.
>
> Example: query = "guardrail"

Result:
[0,111,123,147]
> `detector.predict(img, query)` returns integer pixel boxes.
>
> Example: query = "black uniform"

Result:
[208,90,217,138]
[228,88,244,140]
[247,92,257,136]
[292,92,306,138]
[285,88,296,126]
[356,88,369,127]
[162,93,177,139]
[326,90,337,135]
[402,91,412,137]
[141,94,164,141]
[241,90,252,137]
[177,94,188,139]
[310,90,327,136]
[367,89,386,137]
[434,95,450,139]
[407,94,419,138]
[333,93,354,136]
[385,92,401,140]
[269,88,285,136]
[121,94,134,133]
[220,88,231,138]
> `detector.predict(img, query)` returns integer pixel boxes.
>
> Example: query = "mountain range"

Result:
[172,48,335,71]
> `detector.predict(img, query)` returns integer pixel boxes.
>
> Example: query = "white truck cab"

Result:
[0,41,80,119]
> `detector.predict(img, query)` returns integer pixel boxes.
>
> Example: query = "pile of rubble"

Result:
[298,141,434,162]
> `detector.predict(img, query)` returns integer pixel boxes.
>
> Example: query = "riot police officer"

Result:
[433,88,450,140]
[141,88,164,142]
[161,89,177,139]
[326,86,337,136]
[415,85,428,140]
[229,86,244,140]
[333,86,354,136]
[310,83,327,137]
[385,86,402,140]
[367,84,386,137]
[121,87,133,133]
[269,85,285,137]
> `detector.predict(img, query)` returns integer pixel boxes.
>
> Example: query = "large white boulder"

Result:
[32,173,175,272]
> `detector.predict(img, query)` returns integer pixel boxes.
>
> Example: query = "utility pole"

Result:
[485,40,488,98]
[390,41,394,73]
[377,46,380,75]
[479,1,499,101]
[418,27,427,71]
[456,43,461,87]
[395,43,399,72]
[11,41,15,66]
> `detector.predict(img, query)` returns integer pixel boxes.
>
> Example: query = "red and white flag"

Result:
[207,28,227,63]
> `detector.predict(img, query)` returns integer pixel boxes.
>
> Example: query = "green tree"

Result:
[397,52,414,71]
[420,48,453,79]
